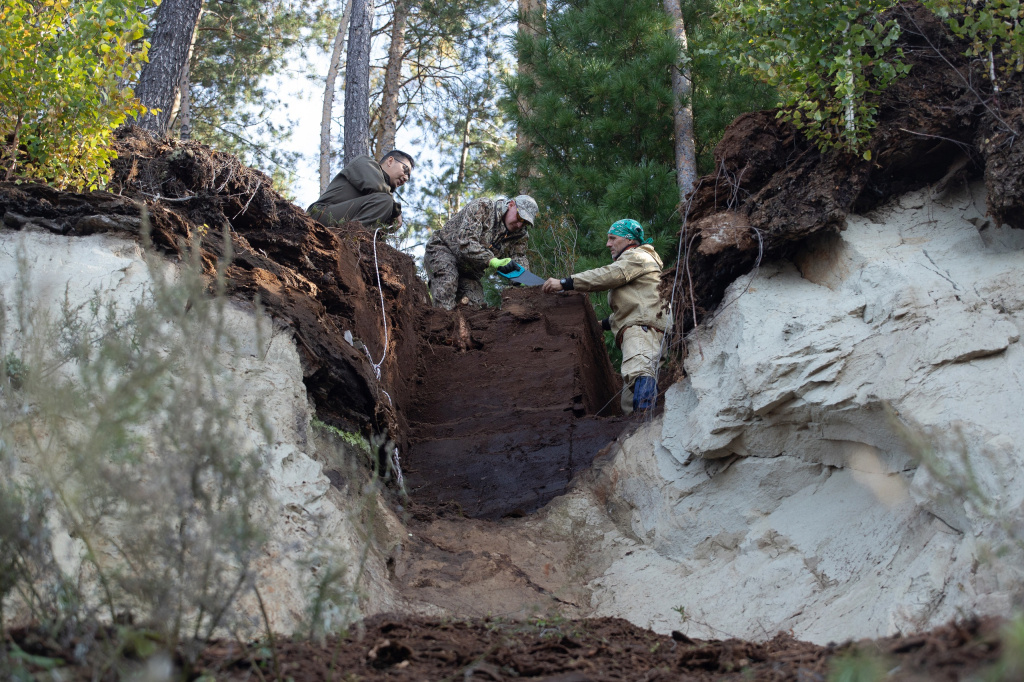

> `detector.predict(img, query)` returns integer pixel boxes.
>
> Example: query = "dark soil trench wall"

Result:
[405,289,627,519]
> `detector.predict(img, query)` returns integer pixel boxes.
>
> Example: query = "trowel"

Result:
[495,263,546,286]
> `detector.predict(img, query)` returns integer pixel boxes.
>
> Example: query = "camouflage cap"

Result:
[512,195,538,226]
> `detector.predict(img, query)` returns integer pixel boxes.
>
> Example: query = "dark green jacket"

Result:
[312,155,399,217]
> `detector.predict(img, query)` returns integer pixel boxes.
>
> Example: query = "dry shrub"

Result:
[0,224,274,671]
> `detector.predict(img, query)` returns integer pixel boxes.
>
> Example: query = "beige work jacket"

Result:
[571,244,671,341]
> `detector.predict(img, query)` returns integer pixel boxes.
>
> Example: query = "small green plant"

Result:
[529,612,569,639]
[1,352,24,389]
[982,612,1024,681]
[672,604,688,624]
[312,417,373,457]
[827,647,887,682]
[0,0,153,190]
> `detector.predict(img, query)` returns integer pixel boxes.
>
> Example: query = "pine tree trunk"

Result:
[663,0,696,199]
[134,0,204,136]
[453,118,472,213]
[344,0,375,164]
[321,0,354,193]
[515,0,544,193]
[376,0,409,156]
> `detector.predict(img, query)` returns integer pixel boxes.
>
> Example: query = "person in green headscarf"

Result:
[541,219,672,414]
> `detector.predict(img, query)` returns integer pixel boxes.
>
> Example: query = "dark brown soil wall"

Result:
[405,289,626,519]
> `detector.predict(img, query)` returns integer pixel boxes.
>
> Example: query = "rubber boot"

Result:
[632,376,657,413]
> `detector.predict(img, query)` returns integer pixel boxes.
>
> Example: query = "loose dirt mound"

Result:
[670,0,1024,336]
[13,614,1001,680]
[5,610,1007,680]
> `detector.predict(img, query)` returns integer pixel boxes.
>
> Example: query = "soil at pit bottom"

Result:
[8,614,1003,680]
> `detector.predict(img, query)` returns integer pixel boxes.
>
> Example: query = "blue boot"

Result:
[632,376,657,413]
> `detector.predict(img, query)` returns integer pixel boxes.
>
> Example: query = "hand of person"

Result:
[489,257,512,269]
[393,214,403,230]
[541,278,563,293]
[496,260,520,274]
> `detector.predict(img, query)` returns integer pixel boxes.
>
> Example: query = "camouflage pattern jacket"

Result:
[571,244,671,339]
[428,197,530,277]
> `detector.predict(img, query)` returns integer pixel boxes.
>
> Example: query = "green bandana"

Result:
[607,219,652,244]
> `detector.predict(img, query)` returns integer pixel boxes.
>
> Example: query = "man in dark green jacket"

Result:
[306,150,414,231]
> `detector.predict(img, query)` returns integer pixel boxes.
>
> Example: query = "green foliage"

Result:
[497,0,681,274]
[312,417,372,456]
[935,0,1024,89]
[683,0,778,174]
[718,0,909,155]
[408,28,515,236]
[497,0,775,284]
[0,0,151,190]
[2,352,24,389]
[182,0,335,180]
[387,0,517,248]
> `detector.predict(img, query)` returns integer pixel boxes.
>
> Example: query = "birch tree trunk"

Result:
[662,0,697,199]
[167,6,204,140]
[176,60,194,141]
[344,0,375,164]
[134,0,204,136]
[376,0,410,156]
[320,0,354,193]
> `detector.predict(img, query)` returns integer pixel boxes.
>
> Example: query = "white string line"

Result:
[364,226,393,407]
[365,226,403,488]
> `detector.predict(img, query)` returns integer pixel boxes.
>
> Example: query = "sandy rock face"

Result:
[0,229,400,635]
[584,182,1024,643]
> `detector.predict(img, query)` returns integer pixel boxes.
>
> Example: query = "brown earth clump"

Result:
[0,135,419,439]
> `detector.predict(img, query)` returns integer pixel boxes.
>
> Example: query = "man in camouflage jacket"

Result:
[424,195,539,310]
[542,219,672,414]
[306,150,414,231]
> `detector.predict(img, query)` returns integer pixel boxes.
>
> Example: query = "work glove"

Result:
[489,257,512,269]
[600,317,611,331]
[497,260,520,275]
